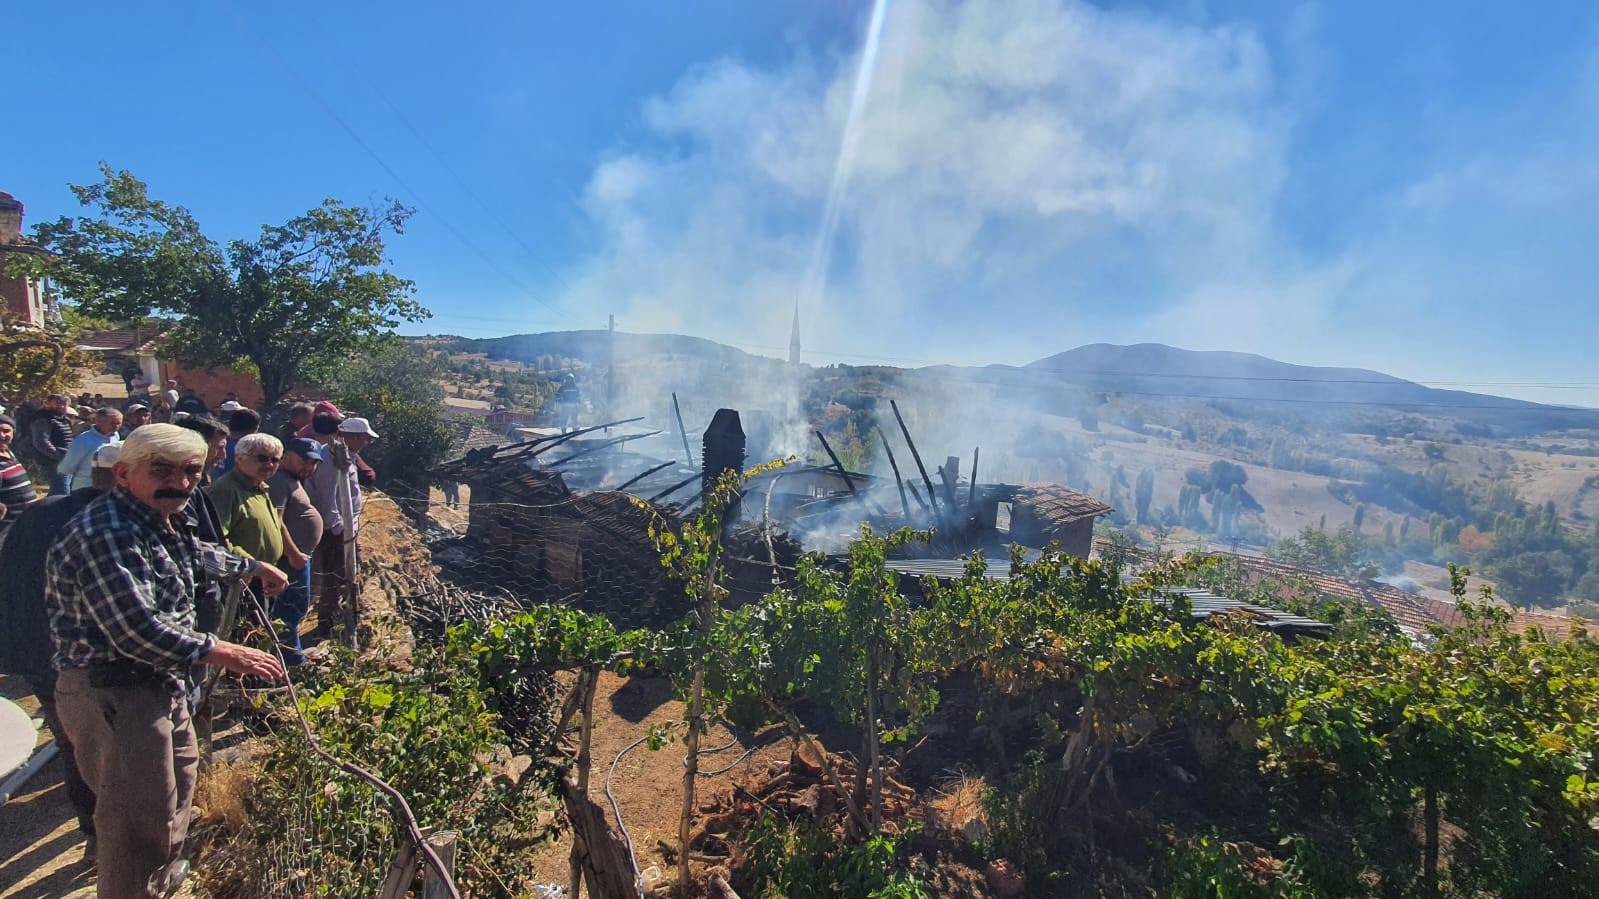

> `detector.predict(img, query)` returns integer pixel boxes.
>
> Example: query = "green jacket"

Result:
[206,469,285,564]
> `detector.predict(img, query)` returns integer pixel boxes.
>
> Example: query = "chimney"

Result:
[702,408,746,502]
[0,193,22,245]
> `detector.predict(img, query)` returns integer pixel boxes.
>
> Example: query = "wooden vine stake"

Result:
[569,666,600,899]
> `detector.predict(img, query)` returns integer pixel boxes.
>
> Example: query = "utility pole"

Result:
[606,313,615,434]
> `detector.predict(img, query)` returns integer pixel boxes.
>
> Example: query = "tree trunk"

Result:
[680,570,716,897]
[865,650,883,831]
[1423,785,1440,896]
[680,654,706,895]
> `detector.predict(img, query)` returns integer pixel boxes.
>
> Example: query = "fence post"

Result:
[376,837,419,899]
[422,831,460,899]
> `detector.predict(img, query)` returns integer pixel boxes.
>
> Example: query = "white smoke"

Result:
[555,0,1289,365]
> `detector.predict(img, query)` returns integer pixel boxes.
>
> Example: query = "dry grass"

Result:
[193,757,258,835]
[927,772,987,833]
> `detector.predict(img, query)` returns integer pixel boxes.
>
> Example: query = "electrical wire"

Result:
[605,733,652,899]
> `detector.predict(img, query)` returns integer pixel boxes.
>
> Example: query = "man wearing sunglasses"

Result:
[206,434,307,592]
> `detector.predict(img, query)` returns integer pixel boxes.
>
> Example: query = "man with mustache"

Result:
[46,424,288,898]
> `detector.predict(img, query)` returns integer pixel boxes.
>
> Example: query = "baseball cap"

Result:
[125,401,150,412]
[93,443,121,468]
[219,400,244,412]
[338,417,379,438]
[313,400,341,418]
[284,437,325,462]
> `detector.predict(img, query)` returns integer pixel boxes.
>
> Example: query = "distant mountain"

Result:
[1019,343,1598,431]
[444,330,761,367]
[426,333,1597,433]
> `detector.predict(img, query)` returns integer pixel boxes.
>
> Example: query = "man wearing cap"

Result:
[172,389,207,418]
[59,408,123,494]
[120,403,151,438]
[156,383,180,424]
[0,413,37,535]
[0,442,122,855]
[305,413,356,636]
[339,416,379,488]
[47,424,288,897]
[296,400,341,439]
[268,439,323,663]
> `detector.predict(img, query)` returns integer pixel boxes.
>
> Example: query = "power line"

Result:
[368,88,561,283]
[216,1,573,324]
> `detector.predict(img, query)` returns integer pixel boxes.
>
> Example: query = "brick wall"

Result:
[156,359,320,411]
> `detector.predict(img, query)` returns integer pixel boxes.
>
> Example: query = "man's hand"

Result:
[202,640,287,680]
[251,561,290,596]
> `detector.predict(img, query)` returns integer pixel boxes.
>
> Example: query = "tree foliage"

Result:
[329,341,456,495]
[1268,525,1380,579]
[30,164,428,406]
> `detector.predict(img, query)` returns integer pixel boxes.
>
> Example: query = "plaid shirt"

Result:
[46,488,254,695]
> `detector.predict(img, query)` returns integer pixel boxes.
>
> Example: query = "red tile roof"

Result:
[1014,483,1113,525]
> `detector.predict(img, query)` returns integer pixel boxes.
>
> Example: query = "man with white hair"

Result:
[46,424,289,898]
[207,433,307,578]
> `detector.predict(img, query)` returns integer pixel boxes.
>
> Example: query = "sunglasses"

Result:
[149,462,206,482]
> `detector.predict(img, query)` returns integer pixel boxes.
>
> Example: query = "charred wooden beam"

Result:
[889,400,941,518]
[814,430,857,494]
[649,472,702,503]
[672,392,695,467]
[546,430,662,468]
[875,424,912,518]
[612,460,677,493]
[968,446,980,511]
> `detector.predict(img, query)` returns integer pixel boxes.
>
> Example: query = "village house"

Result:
[0,191,56,329]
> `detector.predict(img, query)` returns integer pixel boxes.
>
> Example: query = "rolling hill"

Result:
[429,332,1598,433]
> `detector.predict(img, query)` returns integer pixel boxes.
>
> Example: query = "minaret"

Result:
[788,302,802,365]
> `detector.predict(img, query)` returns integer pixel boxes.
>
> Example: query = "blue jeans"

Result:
[270,562,312,655]
[48,470,70,496]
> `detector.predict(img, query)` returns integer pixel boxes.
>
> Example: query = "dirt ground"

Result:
[0,678,94,899]
[527,670,793,893]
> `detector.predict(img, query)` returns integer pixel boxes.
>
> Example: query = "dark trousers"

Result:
[56,669,198,899]
[312,531,352,627]
[271,561,312,652]
[24,673,96,834]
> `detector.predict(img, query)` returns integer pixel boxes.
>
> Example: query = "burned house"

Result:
[424,407,1119,626]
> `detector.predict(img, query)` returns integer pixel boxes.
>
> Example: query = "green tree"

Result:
[1135,468,1156,525]
[31,164,427,406]
[1268,525,1379,578]
[330,341,456,497]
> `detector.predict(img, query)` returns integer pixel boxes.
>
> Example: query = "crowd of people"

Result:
[0,385,381,898]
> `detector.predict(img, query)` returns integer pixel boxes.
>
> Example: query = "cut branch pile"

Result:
[690,744,926,859]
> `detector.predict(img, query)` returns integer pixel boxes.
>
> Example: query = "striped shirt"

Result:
[0,451,35,533]
[46,488,254,695]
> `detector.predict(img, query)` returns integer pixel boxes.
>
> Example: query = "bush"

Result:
[195,644,559,898]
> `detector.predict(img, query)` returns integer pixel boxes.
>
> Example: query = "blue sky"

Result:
[5,1,1599,406]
